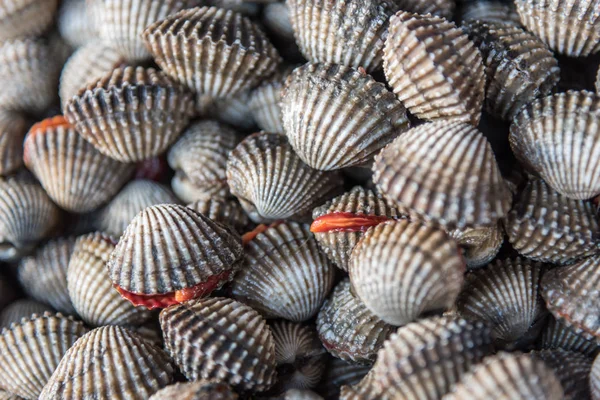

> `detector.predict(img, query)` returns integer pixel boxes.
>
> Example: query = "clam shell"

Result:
[149,380,238,400]
[0,299,53,328]
[0,0,58,41]
[187,197,249,233]
[447,222,504,269]
[349,220,465,326]
[39,325,174,399]
[0,389,23,400]
[143,6,281,98]
[400,0,455,19]
[64,66,195,163]
[373,122,512,229]
[318,358,371,400]
[0,110,28,177]
[159,297,277,391]
[593,352,600,400]
[530,349,592,400]
[248,66,293,134]
[287,0,400,72]
[263,2,295,41]
[459,0,521,26]
[0,312,88,399]
[505,179,600,264]
[539,316,600,356]
[281,63,409,171]
[210,91,256,131]
[231,221,335,321]
[227,132,344,223]
[23,116,134,213]
[57,0,98,48]
[317,279,395,364]
[509,91,600,200]
[383,11,485,125]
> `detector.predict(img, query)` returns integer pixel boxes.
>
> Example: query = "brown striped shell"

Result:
[159,297,277,391]
[0,110,28,177]
[248,66,293,134]
[57,0,98,48]
[227,132,344,223]
[149,381,238,400]
[65,66,195,163]
[447,222,504,269]
[143,6,281,98]
[399,0,455,19]
[383,11,486,125]
[281,63,409,171]
[530,349,592,400]
[459,0,521,25]
[593,352,600,400]
[0,312,88,399]
[0,0,58,41]
[231,222,335,322]
[539,317,600,356]
[186,197,249,233]
[318,358,371,400]
[0,300,52,328]
[39,325,174,399]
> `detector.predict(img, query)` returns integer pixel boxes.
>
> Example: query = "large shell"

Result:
[459,0,521,25]
[159,297,277,391]
[505,179,600,264]
[318,358,371,400]
[39,325,174,399]
[539,317,600,356]
[57,0,98,48]
[64,66,195,163]
[530,349,592,400]
[149,381,238,400]
[509,90,600,200]
[187,197,249,233]
[248,66,292,134]
[143,6,281,98]
[281,63,409,171]
[231,222,335,321]
[0,312,88,399]
[373,122,512,229]
[0,300,52,328]
[463,20,560,120]
[0,110,28,177]
[383,11,485,125]
[447,222,504,269]
[0,0,58,41]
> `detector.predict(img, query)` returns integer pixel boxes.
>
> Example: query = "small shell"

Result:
[349,220,465,326]
[39,325,174,399]
[263,2,295,41]
[186,197,249,233]
[530,349,592,400]
[0,110,28,177]
[373,122,512,229]
[505,179,600,264]
[317,279,395,364]
[0,312,88,399]
[447,222,504,269]
[0,299,52,328]
[318,358,371,400]
[281,63,409,171]
[459,0,521,25]
[149,381,238,400]
[227,132,343,223]
[0,0,58,41]
[539,317,600,357]
[159,297,277,391]
[231,222,335,322]
[383,11,486,125]
[143,6,281,98]
[509,91,600,200]
[400,0,455,19]
[248,66,293,134]
[593,352,600,400]
[57,0,98,48]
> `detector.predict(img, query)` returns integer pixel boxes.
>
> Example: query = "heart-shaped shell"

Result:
[531,349,592,400]
[383,11,485,125]
[400,0,455,19]
[39,325,174,400]
[67,232,153,327]
[287,0,400,72]
[505,179,600,264]
[149,380,238,400]
[539,317,600,356]
[510,91,600,199]
[57,0,98,48]
[159,297,277,391]
[463,21,560,120]
[459,0,521,25]
[318,358,371,400]
[373,122,512,229]
[0,312,88,399]
[143,6,281,98]
[281,63,409,171]
[23,116,134,213]
[447,223,504,269]
[227,132,343,223]
[0,0,58,41]
[187,197,249,233]
[0,110,28,177]
[231,222,335,322]
[65,66,195,163]
[317,279,394,364]
[0,300,52,328]
[248,66,293,134]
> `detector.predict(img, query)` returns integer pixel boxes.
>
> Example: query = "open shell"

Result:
[539,317,600,357]
[0,110,28,177]
[531,349,592,400]
[0,300,52,328]
[149,381,238,400]
[447,222,504,269]
[187,197,248,233]
[0,0,58,41]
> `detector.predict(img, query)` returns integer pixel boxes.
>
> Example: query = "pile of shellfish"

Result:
[0,0,599,399]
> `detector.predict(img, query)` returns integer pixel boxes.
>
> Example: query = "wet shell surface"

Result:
[143,6,281,98]
[459,0,521,25]
[447,222,504,269]
[159,297,277,391]
[227,132,343,223]
[373,122,512,229]
[148,380,238,400]
[39,325,174,399]
[280,63,409,171]
[0,299,52,328]
[57,0,98,48]
[0,0,58,41]
[383,11,486,125]
[539,316,600,356]
[0,110,28,177]
[0,312,88,400]
[530,349,592,400]
[505,179,600,264]
[186,197,249,233]
[248,66,292,134]
[399,0,455,19]
[64,66,195,163]
[231,222,335,322]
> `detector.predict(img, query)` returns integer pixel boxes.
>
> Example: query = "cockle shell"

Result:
[263,2,295,41]
[592,352,600,400]
[231,222,335,321]
[539,316,600,356]
[187,197,249,233]
[57,0,98,48]
[318,358,371,400]
[459,0,521,25]
[0,389,23,400]
[39,325,174,399]
[383,11,486,125]
[149,381,238,400]
[0,312,88,399]
[399,0,455,19]
[0,110,28,177]
[447,222,504,269]
[531,349,592,400]
[0,0,58,41]
[0,300,52,328]
[281,63,409,171]
[204,91,256,131]
[160,297,277,391]
[248,66,293,134]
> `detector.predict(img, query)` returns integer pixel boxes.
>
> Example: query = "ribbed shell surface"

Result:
[0,300,52,328]
[0,110,28,176]
[464,21,560,120]
[0,0,58,41]
[108,204,243,294]
[0,389,23,400]
[460,0,521,25]
[227,132,343,222]
[231,222,335,321]
[64,66,195,163]
[281,63,409,171]
[383,11,485,125]
[509,91,600,200]
[248,67,291,133]
[39,325,174,400]
[57,0,98,48]
[447,222,504,269]
[399,0,455,19]
[142,6,281,98]
[148,380,239,400]
[187,197,248,232]
[159,297,277,391]
[539,317,600,356]
[373,122,512,229]
[505,179,600,264]
[530,349,592,400]
[287,0,400,72]
[0,313,88,400]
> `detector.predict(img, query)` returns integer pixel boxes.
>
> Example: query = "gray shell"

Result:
[447,223,504,269]
[539,317,600,357]
[186,197,248,233]
[318,358,371,400]
[0,0,58,41]
[248,66,293,134]
[0,110,28,177]
[57,0,98,48]
[459,0,521,25]
[263,2,295,41]
[208,91,256,131]
[0,300,52,328]
[0,389,23,400]
[148,381,238,400]
[530,349,592,400]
